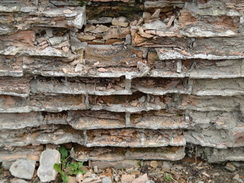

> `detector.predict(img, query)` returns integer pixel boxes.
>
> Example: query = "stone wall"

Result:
[0,0,244,168]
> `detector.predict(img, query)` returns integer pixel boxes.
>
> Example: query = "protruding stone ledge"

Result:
[72,145,185,161]
[0,145,43,163]
[185,126,244,149]
[31,76,131,96]
[0,5,85,32]
[150,59,243,79]
[0,56,23,77]
[0,125,85,147]
[132,77,190,95]
[129,110,188,129]
[0,112,44,130]
[89,93,170,113]
[156,48,244,60]
[178,95,242,112]
[68,110,126,130]
[199,146,244,163]
[0,94,87,113]
[192,78,244,96]
[86,129,186,147]
[0,77,31,97]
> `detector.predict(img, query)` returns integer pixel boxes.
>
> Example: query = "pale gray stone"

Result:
[88,17,112,24]
[49,37,66,46]
[9,159,36,180]
[102,176,112,183]
[72,7,86,29]
[10,178,28,183]
[143,20,166,31]
[37,149,60,182]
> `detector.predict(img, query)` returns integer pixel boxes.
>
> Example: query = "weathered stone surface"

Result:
[0,145,43,163]
[89,93,169,113]
[0,94,87,113]
[0,0,244,165]
[9,158,36,180]
[0,125,84,147]
[37,149,60,182]
[188,111,240,130]
[0,77,31,97]
[85,45,142,68]
[132,78,190,95]
[112,17,128,27]
[144,0,186,9]
[130,110,187,129]
[31,76,130,95]
[68,110,125,130]
[102,176,112,183]
[150,59,243,79]
[72,146,185,161]
[125,146,185,161]
[185,129,232,148]
[179,95,242,112]
[199,147,244,163]
[185,0,244,16]
[86,129,185,147]
[192,78,244,96]
[0,112,43,130]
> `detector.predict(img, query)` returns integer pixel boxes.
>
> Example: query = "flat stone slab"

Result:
[9,158,36,180]
[37,149,60,182]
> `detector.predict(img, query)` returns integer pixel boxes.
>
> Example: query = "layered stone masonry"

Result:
[0,0,244,165]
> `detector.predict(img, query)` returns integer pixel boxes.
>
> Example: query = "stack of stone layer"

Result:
[0,0,244,166]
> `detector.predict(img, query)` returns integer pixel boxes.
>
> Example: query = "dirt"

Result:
[1,156,244,183]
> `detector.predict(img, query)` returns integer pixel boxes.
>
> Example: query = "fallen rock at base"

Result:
[9,158,36,180]
[121,174,136,183]
[102,176,112,183]
[150,161,158,168]
[10,178,29,183]
[225,162,236,172]
[37,149,60,182]
[132,174,148,183]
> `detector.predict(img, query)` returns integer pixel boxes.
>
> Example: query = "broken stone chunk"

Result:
[132,173,148,183]
[102,176,112,183]
[9,159,36,180]
[112,17,129,27]
[143,20,167,31]
[10,178,29,183]
[37,149,60,182]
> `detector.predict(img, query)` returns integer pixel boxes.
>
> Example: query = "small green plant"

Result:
[164,173,173,182]
[54,146,86,183]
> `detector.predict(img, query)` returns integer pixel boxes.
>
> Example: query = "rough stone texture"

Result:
[37,149,60,182]
[72,146,185,161]
[0,0,243,165]
[9,158,36,180]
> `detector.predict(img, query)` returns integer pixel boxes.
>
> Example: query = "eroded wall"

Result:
[0,0,244,165]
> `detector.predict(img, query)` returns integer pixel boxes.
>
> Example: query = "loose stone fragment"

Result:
[102,176,112,183]
[132,173,148,183]
[121,174,136,183]
[9,159,36,180]
[112,17,129,27]
[37,149,60,182]
[225,162,236,172]
[10,178,29,183]
[150,161,158,168]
